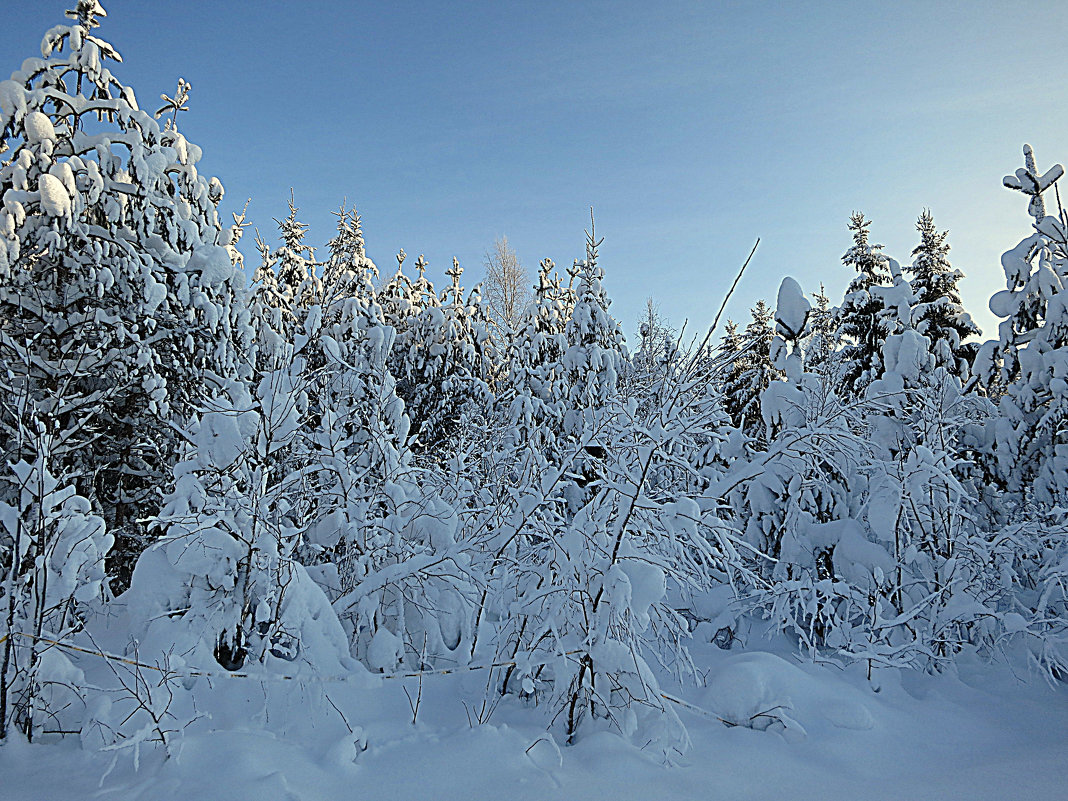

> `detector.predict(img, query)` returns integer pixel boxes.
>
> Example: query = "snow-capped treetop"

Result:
[1003,144,1065,221]
[561,218,626,435]
[775,276,810,341]
[66,1,108,29]
[271,193,319,303]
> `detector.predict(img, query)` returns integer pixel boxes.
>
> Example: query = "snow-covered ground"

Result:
[2,636,1064,801]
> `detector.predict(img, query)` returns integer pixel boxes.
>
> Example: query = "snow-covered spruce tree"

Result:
[497,258,570,462]
[559,220,627,498]
[0,2,244,584]
[985,145,1068,505]
[802,284,836,376]
[710,318,742,399]
[248,196,321,370]
[391,258,493,455]
[320,203,375,316]
[268,193,320,305]
[908,209,981,376]
[379,248,420,342]
[723,299,781,443]
[834,212,893,398]
[723,277,879,654]
[381,253,437,443]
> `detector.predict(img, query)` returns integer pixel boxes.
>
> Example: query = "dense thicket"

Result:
[1,2,1066,756]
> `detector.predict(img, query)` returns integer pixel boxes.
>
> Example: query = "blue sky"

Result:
[4,1,1067,340]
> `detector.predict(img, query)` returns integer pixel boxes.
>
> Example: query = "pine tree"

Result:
[0,2,245,584]
[499,258,569,463]
[723,300,780,442]
[987,145,1068,504]
[908,210,981,375]
[803,285,835,375]
[561,219,626,442]
[834,212,893,397]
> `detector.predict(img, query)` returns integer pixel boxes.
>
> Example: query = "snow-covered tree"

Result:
[559,221,627,501]
[987,145,1068,504]
[835,212,893,397]
[723,300,780,442]
[908,209,981,376]
[0,2,245,584]
[0,425,110,741]
[802,284,836,375]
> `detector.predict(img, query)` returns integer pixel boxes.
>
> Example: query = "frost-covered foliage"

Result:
[908,209,981,375]
[985,146,1068,506]
[723,299,780,442]
[1,2,1067,769]
[834,212,893,397]
[0,3,245,584]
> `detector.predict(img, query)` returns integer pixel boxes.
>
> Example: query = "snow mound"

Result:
[702,652,875,737]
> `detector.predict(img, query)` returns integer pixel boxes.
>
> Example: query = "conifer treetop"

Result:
[1003,144,1064,221]
[66,0,107,31]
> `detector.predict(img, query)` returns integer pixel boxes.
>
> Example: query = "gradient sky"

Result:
[4,1,1067,341]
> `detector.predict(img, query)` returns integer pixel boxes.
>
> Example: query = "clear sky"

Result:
[3,1,1067,341]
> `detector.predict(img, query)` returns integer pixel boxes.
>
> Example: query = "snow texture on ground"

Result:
[1,637,1064,801]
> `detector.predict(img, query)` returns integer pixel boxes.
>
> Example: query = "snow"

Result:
[37,173,71,219]
[2,10,1068,801]
[186,243,234,287]
[22,110,56,145]
[774,276,809,339]
[0,79,26,127]
[1,641,1064,801]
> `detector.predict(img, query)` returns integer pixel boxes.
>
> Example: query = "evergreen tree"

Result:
[0,2,245,583]
[723,300,780,441]
[908,210,981,375]
[834,212,893,397]
[987,145,1068,504]
[561,221,626,442]
[272,193,320,304]
[499,258,569,463]
[803,284,835,375]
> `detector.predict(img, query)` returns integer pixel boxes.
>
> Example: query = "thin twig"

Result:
[710,238,760,335]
